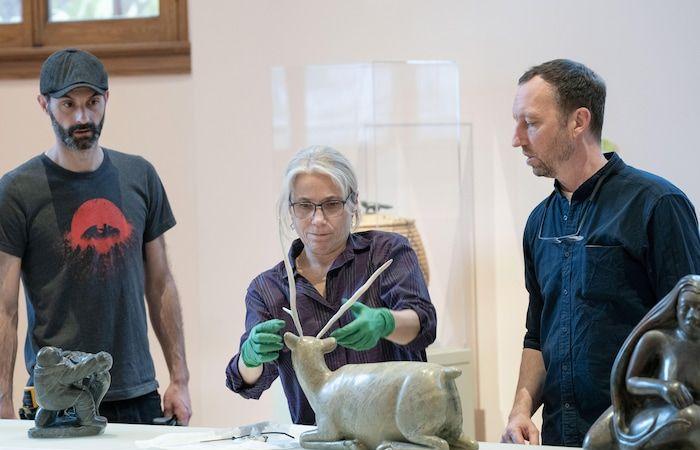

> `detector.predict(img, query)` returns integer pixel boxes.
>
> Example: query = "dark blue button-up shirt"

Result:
[225,230,436,425]
[523,153,700,446]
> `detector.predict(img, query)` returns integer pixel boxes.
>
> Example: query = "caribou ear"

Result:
[284,332,299,349]
[321,337,337,354]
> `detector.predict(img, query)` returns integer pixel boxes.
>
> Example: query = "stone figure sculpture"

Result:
[584,274,700,450]
[28,346,112,438]
[284,332,477,450]
[279,226,477,450]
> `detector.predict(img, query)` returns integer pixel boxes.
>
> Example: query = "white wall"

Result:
[2,0,699,442]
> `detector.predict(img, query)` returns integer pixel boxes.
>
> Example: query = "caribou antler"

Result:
[279,217,304,336]
[282,259,393,338]
[315,259,393,339]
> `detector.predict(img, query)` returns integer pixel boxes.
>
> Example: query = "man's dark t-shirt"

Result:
[0,149,175,401]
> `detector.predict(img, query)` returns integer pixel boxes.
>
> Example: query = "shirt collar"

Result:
[280,232,372,279]
[554,152,625,202]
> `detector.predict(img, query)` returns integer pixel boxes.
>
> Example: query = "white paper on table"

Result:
[135,422,305,449]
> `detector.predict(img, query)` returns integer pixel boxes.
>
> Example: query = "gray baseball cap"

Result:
[40,48,109,98]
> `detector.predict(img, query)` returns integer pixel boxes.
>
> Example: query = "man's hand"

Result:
[330,302,395,351]
[144,237,191,425]
[240,319,286,367]
[502,348,545,445]
[0,395,16,419]
[501,412,540,445]
[162,381,192,425]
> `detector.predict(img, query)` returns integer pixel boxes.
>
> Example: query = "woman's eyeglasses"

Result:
[290,193,353,220]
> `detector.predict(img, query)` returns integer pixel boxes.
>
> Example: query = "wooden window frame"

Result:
[0,0,189,78]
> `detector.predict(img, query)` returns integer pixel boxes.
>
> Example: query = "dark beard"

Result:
[49,110,104,151]
[534,128,575,178]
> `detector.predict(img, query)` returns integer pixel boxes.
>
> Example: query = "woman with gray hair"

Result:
[225,146,436,425]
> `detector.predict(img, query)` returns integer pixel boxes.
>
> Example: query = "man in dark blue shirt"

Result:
[501,59,700,447]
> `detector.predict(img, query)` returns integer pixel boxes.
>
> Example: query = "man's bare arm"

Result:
[144,236,191,425]
[501,348,546,445]
[0,251,21,419]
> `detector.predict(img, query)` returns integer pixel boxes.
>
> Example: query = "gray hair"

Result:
[277,146,360,235]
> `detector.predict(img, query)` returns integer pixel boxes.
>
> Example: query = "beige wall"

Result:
[2,0,700,442]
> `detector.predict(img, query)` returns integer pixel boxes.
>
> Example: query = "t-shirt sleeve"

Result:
[142,161,176,242]
[0,175,27,258]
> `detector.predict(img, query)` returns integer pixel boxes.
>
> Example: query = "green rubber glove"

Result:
[330,301,396,351]
[240,319,286,367]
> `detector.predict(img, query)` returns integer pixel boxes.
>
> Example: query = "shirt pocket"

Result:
[581,244,628,302]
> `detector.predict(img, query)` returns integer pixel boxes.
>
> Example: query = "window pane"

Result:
[49,0,159,23]
[0,0,21,24]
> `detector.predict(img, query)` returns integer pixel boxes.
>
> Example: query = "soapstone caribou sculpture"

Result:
[279,227,478,450]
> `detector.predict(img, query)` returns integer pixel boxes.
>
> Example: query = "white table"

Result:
[0,419,579,449]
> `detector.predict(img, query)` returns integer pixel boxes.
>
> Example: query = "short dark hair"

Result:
[519,59,606,141]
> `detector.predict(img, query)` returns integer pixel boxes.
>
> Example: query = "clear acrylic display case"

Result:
[270,61,475,348]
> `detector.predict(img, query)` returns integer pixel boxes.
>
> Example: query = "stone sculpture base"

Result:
[28,423,105,438]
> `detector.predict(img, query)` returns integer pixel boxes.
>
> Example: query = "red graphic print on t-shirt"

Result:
[66,198,133,255]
